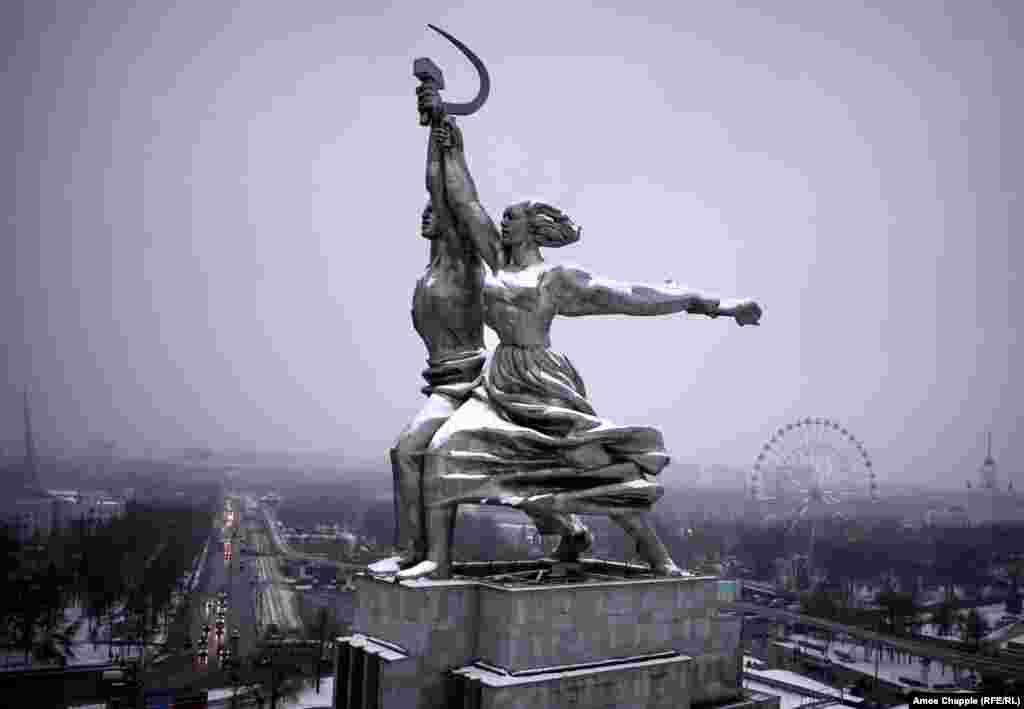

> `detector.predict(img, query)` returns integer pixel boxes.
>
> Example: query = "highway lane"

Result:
[136,500,240,691]
[230,514,260,658]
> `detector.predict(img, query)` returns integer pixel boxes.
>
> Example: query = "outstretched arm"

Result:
[432,118,504,272]
[549,265,762,324]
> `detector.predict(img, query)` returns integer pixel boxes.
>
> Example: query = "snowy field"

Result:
[774,633,978,690]
[206,676,333,708]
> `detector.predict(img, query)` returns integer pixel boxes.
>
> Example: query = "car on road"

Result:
[202,624,210,634]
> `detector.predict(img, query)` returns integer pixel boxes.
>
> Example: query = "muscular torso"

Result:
[482,263,559,347]
[412,232,485,357]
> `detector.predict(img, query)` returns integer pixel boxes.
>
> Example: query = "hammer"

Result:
[414,24,490,127]
[414,57,445,127]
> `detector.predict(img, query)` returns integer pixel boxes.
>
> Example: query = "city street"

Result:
[119,494,324,701]
[138,497,261,692]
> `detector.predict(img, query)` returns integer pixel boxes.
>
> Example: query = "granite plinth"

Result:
[333,561,745,709]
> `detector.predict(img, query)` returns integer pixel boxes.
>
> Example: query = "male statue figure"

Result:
[377,117,489,571]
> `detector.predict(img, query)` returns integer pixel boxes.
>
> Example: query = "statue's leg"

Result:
[396,504,457,580]
[522,508,593,562]
[608,510,685,577]
[390,394,456,566]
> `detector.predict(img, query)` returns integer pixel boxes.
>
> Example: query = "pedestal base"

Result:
[333,560,770,709]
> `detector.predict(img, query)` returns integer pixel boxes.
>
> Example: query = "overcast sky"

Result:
[2,1,1020,487]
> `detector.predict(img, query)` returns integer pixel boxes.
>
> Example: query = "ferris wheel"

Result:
[749,417,878,512]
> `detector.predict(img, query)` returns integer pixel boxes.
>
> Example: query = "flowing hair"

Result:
[518,201,582,248]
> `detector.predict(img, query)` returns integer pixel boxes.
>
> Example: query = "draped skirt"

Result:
[424,344,670,512]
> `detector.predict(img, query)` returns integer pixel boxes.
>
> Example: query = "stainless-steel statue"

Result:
[374,26,762,580]
[378,25,587,576]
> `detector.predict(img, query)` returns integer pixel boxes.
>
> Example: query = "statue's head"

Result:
[421,201,436,239]
[501,201,581,249]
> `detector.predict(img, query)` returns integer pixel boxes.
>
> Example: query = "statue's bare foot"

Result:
[367,551,425,575]
[652,561,691,578]
[552,527,593,562]
[395,560,438,580]
[367,554,421,575]
[367,556,403,575]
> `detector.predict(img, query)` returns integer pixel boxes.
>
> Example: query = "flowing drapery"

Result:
[424,344,669,512]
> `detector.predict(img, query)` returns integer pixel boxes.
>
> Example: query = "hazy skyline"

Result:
[2,1,1020,486]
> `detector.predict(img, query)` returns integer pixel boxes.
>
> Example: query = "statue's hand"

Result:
[431,121,452,149]
[417,84,443,122]
[731,299,763,326]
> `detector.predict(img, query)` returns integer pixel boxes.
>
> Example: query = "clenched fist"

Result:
[730,299,763,326]
[417,84,443,122]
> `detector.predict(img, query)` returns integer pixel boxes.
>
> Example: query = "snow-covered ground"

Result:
[3,546,206,670]
[918,602,1020,644]
[189,539,210,593]
[774,633,977,690]
[744,679,842,709]
[744,656,861,704]
[205,676,333,708]
[1,602,137,669]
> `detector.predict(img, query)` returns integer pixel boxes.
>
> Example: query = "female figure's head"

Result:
[501,201,581,250]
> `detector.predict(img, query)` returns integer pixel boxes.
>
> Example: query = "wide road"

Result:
[728,601,1024,678]
[152,497,260,684]
[136,498,251,693]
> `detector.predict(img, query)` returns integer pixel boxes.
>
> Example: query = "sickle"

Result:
[426,24,491,117]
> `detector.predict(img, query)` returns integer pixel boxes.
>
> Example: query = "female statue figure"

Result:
[398,88,762,580]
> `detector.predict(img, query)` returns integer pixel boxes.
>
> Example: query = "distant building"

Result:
[965,433,1023,524]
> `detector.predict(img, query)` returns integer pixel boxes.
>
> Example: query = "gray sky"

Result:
[2,0,1020,486]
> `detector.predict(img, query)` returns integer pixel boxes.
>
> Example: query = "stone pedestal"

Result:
[332,560,763,709]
